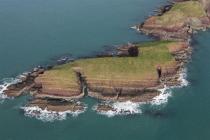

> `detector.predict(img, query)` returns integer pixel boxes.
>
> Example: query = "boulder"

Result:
[37,69,45,74]
[117,44,139,57]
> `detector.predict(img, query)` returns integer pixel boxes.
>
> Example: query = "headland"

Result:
[2,0,210,115]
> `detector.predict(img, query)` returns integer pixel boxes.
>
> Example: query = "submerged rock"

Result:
[27,98,85,112]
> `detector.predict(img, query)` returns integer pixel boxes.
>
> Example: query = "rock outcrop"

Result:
[137,0,210,41]
[2,0,205,114]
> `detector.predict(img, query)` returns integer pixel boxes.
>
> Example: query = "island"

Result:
[2,0,210,114]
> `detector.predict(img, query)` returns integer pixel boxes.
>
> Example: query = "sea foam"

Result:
[21,105,86,122]
[151,69,189,105]
[95,69,189,117]
[0,78,21,100]
[130,26,139,31]
[94,101,144,117]
[150,85,172,106]
[151,68,189,106]
[178,68,189,87]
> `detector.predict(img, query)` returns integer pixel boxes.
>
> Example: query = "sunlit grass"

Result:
[39,41,176,88]
[157,1,206,25]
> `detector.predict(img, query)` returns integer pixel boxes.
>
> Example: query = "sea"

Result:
[0,0,210,139]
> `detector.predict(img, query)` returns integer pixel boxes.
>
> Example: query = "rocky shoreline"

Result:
[1,0,209,117]
[1,41,191,114]
[135,0,210,41]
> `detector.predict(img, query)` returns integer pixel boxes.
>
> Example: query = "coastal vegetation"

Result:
[36,41,176,95]
[3,0,209,113]
[33,41,187,103]
[36,65,79,91]
[69,41,174,81]
[139,0,210,41]
[157,1,206,25]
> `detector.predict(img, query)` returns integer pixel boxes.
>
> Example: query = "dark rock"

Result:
[95,45,118,57]
[46,65,53,70]
[33,83,42,89]
[19,75,27,83]
[37,65,44,69]
[128,46,139,57]
[117,44,139,57]
[37,69,45,74]
[57,56,75,65]
[30,72,39,78]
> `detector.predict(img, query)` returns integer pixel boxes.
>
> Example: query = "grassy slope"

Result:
[39,41,176,89]
[37,64,79,90]
[71,41,175,81]
[157,1,206,25]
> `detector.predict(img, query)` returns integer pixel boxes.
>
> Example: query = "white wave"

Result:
[0,78,21,100]
[130,26,137,30]
[130,25,140,31]
[0,84,9,100]
[95,69,189,117]
[151,85,171,106]
[94,101,144,117]
[21,105,86,122]
[151,68,189,106]
[178,68,189,87]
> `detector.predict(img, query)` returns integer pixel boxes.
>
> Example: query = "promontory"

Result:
[3,0,210,113]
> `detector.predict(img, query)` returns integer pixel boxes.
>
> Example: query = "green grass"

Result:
[171,1,206,17]
[70,41,175,81]
[41,41,176,88]
[157,1,206,25]
[38,64,79,89]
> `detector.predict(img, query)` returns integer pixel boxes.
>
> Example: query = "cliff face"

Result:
[2,0,200,114]
[86,42,189,102]
[3,41,188,105]
[34,71,83,100]
[28,98,84,112]
[4,68,45,97]
[87,79,160,102]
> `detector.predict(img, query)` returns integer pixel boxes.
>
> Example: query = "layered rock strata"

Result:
[2,0,209,113]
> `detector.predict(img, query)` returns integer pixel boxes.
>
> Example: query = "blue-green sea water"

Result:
[0,0,210,139]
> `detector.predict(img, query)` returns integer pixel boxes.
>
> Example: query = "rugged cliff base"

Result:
[86,41,189,102]
[88,91,159,102]
[2,41,190,113]
[37,41,185,103]
[2,0,205,115]
[4,68,45,97]
[27,98,84,112]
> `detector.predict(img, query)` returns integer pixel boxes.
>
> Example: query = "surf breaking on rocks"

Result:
[94,69,189,117]
[93,101,144,118]
[0,66,189,120]
[0,78,21,100]
[21,103,87,122]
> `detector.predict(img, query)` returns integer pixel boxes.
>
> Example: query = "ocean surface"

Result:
[0,0,210,139]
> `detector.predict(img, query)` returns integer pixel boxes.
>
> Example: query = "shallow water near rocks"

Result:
[1,0,210,139]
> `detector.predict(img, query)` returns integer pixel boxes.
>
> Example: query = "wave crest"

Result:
[95,69,189,117]
[21,105,86,122]
[0,78,21,100]
[94,101,144,117]
[178,68,189,87]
